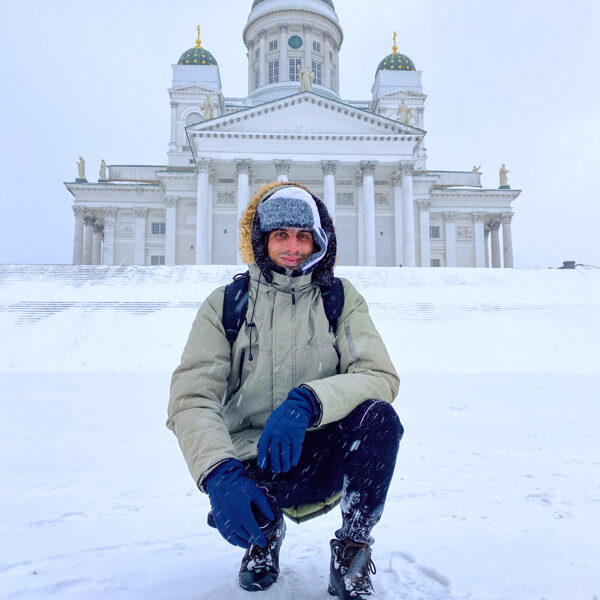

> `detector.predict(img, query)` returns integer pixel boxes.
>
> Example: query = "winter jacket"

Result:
[167,181,400,495]
[167,264,399,491]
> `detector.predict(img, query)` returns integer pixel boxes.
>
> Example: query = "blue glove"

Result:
[257,387,319,473]
[204,458,275,549]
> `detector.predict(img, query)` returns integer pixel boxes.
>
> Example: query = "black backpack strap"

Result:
[319,277,344,334]
[222,271,250,346]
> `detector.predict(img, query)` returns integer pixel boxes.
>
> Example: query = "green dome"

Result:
[377,51,415,72]
[177,46,217,66]
[252,0,335,8]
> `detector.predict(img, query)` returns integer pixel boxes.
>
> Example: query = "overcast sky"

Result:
[0,0,598,268]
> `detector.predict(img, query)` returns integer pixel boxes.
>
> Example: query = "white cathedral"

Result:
[66,0,519,268]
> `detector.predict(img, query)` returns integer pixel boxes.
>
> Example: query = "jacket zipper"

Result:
[344,323,360,362]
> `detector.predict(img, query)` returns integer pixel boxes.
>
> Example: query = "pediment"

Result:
[187,92,424,138]
[169,83,217,96]
[380,89,427,101]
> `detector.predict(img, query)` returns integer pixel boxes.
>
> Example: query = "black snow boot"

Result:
[328,538,376,599]
[239,517,286,592]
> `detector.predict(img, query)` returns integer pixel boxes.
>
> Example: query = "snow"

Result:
[1,265,599,599]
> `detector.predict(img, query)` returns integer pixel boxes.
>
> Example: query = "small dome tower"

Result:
[168,26,223,166]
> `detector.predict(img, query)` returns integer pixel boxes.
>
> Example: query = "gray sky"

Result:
[1,0,598,268]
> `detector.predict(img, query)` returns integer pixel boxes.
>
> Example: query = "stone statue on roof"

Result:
[396,99,413,125]
[99,159,107,181]
[299,67,314,92]
[499,163,510,187]
[77,156,86,180]
[202,95,214,120]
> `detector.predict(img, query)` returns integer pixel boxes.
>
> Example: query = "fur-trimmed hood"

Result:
[239,181,337,285]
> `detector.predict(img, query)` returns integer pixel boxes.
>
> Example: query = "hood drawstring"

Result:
[245,272,261,361]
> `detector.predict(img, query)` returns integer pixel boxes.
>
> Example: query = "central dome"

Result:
[252,0,335,7]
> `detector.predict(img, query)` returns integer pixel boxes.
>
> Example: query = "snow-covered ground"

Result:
[1,265,599,600]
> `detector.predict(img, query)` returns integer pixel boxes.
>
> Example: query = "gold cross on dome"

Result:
[196,25,202,48]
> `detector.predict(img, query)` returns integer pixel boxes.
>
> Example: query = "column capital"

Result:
[443,211,458,223]
[93,222,104,235]
[391,170,402,186]
[258,28,267,39]
[418,200,431,211]
[487,219,501,231]
[501,212,514,225]
[83,214,97,226]
[399,161,416,176]
[104,206,117,218]
[134,207,148,218]
[303,23,312,33]
[236,159,252,175]
[473,212,487,223]
[321,160,337,175]
[247,39,255,49]
[165,196,178,207]
[274,159,291,176]
[196,158,212,173]
[72,206,85,219]
[360,161,376,176]
[278,23,288,32]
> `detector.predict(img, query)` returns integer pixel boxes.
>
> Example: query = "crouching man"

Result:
[167,182,403,599]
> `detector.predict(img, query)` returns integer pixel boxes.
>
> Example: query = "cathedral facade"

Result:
[65,0,519,268]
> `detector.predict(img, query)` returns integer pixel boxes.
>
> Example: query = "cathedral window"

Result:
[268,60,279,83]
[430,259,441,267]
[289,58,302,81]
[151,222,166,235]
[269,40,278,51]
[186,112,202,126]
[151,255,166,265]
[430,225,441,239]
[255,47,260,59]
[312,60,322,85]
[313,40,321,53]
[255,68,260,88]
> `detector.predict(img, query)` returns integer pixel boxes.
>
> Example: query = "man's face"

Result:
[267,228,314,269]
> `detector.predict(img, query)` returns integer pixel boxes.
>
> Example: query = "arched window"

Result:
[186,112,203,126]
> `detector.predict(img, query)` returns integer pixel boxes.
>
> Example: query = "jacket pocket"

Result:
[224,349,245,406]
[344,323,360,362]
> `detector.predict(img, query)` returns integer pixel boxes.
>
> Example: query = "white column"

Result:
[489,220,502,268]
[473,213,486,268]
[169,102,177,151]
[134,208,147,265]
[324,34,331,89]
[259,30,267,87]
[275,160,291,182]
[501,213,514,268]
[83,214,95,265]
[356,172,364,266]
[236,160,252,264]
[279,25,288,82]
[102,207,116,265]
[208,170,215,263]
[418,201,431,267]
[321,161,337,224]
[444,212,457,267]
[392,173,403,267]
[72,207,85,265]
[361,161,377,266]
[303,24,312,71]
[92,224,103,265]
[484,228,490,268]
[196,159,211,264]
[165,197,177,266]
[247,41,254,91]
[401,163,416,267]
